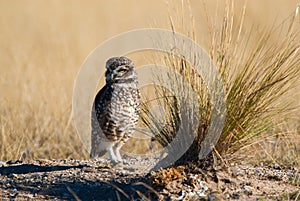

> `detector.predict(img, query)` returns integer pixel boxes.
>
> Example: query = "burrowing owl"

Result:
[90,56,140,163]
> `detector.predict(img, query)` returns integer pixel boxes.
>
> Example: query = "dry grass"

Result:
[0,0,300,166]
[141,1,300,165]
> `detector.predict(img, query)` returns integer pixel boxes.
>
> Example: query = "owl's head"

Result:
[105,56,137,84]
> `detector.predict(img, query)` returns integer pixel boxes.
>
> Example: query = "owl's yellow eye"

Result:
[118,69,126,73]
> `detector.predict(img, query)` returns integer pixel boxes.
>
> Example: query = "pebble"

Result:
[31,173,41,178]
[232,192,240,199]
[272,164,281,170]
[231,167,244,176]
[243,185,253,195]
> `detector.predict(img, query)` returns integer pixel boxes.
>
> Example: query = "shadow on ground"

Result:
[0,162,157,201]
[0,164,85,175]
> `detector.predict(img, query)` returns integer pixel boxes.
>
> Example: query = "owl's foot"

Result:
[122,159,130,165]
[110,153,123,164]
[113,141,125,164]
[108,151,125,165]
[115,151,123,163]
[110,159,121,166]
[110,159,129,166]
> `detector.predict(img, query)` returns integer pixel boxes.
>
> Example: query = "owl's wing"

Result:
[94,85,110,108]
[92,85,111,129]
[90,85,112,157]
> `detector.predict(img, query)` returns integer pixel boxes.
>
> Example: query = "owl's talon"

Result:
[122,159,129,165]
[110,160,121,166]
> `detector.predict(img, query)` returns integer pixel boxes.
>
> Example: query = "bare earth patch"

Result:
[0,157,299,200]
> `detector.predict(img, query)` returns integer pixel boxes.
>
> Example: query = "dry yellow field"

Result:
[0,0,299,163]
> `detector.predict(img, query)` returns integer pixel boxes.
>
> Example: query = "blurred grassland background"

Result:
[0,0,300,164]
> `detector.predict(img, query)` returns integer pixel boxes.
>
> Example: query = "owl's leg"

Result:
[113,140,125,163]
[105,141,120,163]
[91,137,119,163]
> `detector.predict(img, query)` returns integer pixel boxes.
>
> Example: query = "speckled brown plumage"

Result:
[90,56,140,163]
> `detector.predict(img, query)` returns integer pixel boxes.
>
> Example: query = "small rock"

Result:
[31,173,41,178]
[82,167,94,172]
[242,185,253,195]
[9,174,18,178]
[232,192,240,199]
[171,190,185,200]
[208,191,224,201]
[272,164,281,170]
[9,188,18,198]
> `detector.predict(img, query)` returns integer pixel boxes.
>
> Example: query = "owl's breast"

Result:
[110,86,140,119]
[100,84,140,130]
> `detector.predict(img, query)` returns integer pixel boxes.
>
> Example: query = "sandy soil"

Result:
[0,157,299,201]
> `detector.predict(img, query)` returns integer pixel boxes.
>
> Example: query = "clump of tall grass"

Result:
[141,1,300,165]
[141,57,210,164]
